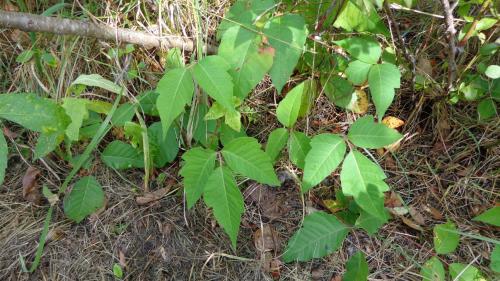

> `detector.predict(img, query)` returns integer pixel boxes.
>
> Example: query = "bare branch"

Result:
[0,11,217,54]
[440,0,458,92]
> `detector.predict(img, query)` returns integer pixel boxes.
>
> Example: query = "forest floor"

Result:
[0,1,499,280]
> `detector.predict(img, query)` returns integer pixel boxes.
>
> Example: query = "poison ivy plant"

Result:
[283,211,349,262]
[420,257,446,281]
[343,251,369,281]
[473,206,500,227]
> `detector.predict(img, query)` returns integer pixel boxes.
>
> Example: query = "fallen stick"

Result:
[0,10,217,54]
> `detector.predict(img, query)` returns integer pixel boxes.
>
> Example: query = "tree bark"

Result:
[0,10,217,54]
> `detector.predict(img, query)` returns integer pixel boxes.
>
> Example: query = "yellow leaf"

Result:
[347,89,369,114]
[323,199,344,213]
[382,116,404,129]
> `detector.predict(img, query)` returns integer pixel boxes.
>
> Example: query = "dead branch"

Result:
[440,0,458,92]
[0,10,217,54]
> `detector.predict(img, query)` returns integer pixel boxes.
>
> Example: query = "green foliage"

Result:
[192,55,235,111]
[276,82,305,127]
[0,130,6,186]
[113,263,124,279]
[203,166,244,248]
[111,103,136,127]
[334,36,381,64]
[491,245,500,273]
[264,14,308,92]
[148,122,179,168]
[221,137,280,186]
[283,212,349,262]
[0,93,70,134]
[334,0,389,35]
[63,176,105,223]
[341,150,389,224]
[420,257,446,281]
[343,251,369,281]
[302,134,346,192]
[156,67,194,133]
[368,63,401,120]
[288,131,311,169]
[180,147,217,209]
[70,74,122,94]
[346,60,372,86]
[101,141,144,170]
[433,221,460,254]
[449,263,485,281]
[473,206,500,227]
[62,98,89,141]
[321,75,354,108]
[347,115,402,148]
[485,65,500,79]
[265,128,289,162]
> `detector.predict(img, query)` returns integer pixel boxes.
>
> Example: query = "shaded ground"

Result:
[0,1,499,280]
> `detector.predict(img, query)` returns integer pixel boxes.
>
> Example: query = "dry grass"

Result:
[0,0,499,280]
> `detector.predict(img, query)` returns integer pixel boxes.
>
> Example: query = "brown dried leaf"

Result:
[136,187,170,205]
[423,205,443,220]
[2,126,17,138]
[254,224,279,253]
[416,55,433,77]
[22,166,42,204]
[401,217,424,231]
[385,192,403,208]
[409,206,426,225]
[119,250,126,268]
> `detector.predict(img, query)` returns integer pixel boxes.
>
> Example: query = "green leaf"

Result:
[449,263,485,281]
[298,79,318,118]
[34,131,63,159]
[433,221,460,254]
[334,0,389,36]
[156,67,194,133]
[62,98,89,141]
[164,47,185,70]
[334,36,381,64]
[217,0,275,38]
[86,100,112,114]
[368,63,401,120]
[264,14,308,92]
[340,150,389,220]
[265,128,289,162]
[70,74,122,94]
[224,109,241,132]
[137,91,159,116]
[220,123,247,146]
[348,115,402,149]
[343,251,369,281]
[485,65,500,79]
[302,134,346,192]
[219,26,273,99]
[222,137,280,186]
[192,55,234,110]
[283,211,349,262]
[288,131,311,169]
[0,130,7,186]
[111,103,136,127]
[124,121,144,148]
[346,60,372,86]
[355,208,388,235]
[203,166,245,248]
[276,82,305,127]
[113,263,124,279]
[0,93,70,134]
[321,75,354,108]
[477,99,497,120]
[180,147,217,209]
[491,244,500,273]
[148,122,179,168]
[420,257,446,281]
[63,176,105,223]
[16,50,34,63]
[101,140,144,170]
[472,206,500,227]
[458,18,498,41]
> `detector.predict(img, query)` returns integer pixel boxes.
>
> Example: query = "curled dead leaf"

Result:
[22,166,42,204]
[382,116,405,129]
[401,217,424,231]
[136,187,170,205]
[409,207,426,225]
[347,89,369,114]
[254,224,279,253]
[423,205,443,220]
